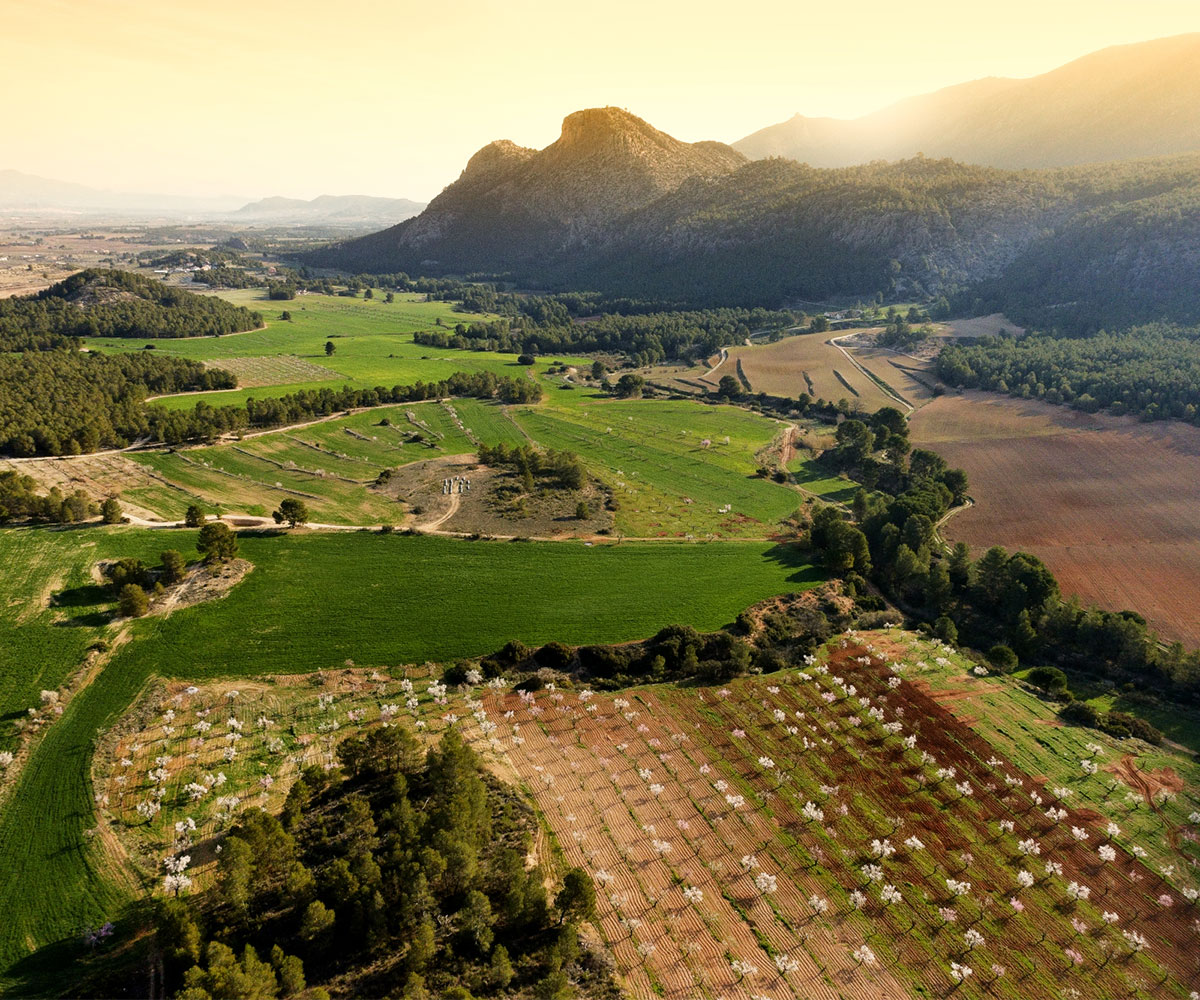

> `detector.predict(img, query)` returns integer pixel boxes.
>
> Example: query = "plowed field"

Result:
[910,392,1200,648]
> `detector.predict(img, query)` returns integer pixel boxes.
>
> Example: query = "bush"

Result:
[517,354,536,366]
[535,641,573,669]
[100,497,122,524]
[1105,711,1163,745]
[1027,665,1070,695]
[932,616,957,644]
[987,644,1019,673]
[1060,700,1101,727]
[118,583,149,618]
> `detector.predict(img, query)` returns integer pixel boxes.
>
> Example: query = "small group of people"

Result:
[442,476,471,495]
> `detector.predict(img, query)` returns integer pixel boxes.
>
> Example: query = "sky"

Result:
[5,0,1199,202]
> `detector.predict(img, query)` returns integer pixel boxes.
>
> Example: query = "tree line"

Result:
[154,728,611,1000]
[144,371,543,450]
[937,325,1200,425]
[804,407,1200,706]
[415,306,796,366]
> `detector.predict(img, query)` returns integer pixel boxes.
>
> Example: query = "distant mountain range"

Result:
[0,170,424,226]
[733,34,1200,168]
[309,98,1200,331]
[0,169,244,215]
[232,194,425,225]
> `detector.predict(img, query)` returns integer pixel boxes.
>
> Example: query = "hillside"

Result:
[734,34,1200,168]
[0,268,262,349]
[315,106,745,273]
[311,120,1200,328]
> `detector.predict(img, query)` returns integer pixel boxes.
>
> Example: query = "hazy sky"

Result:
[6,0,1199,201]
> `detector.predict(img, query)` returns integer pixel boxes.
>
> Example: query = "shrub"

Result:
[987,644,1019,672]
[1060,700,1101,727]
[535,641,573,669]
[118,583,149,618]
[1027,665,1070,695]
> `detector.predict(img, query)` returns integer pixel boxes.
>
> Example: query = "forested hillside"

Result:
[311,110,1200,328]
[0,269,262,348]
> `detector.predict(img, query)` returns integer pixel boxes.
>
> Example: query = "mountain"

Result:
[310,105,1200,332]
[231,194,425,226]
[317,107,745,273]
[0,169,244,215]
[734,34,1200,169]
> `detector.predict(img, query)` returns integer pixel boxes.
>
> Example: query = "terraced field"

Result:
[514,397,802,537]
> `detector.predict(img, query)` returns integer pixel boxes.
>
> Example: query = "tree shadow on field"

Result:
[760,542,825,587]
[48,583,114,628]
[3,899,156,998]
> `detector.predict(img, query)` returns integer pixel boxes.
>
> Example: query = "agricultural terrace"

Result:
[12,385,812,536]
[0,527,818,988]
[103,629,1200,999]
[511,394,804,537]
[82,288,590,409]
[910,391,1200,648]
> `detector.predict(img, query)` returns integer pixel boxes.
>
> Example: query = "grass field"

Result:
[513,396,803,537]
[910,391,1200,648]
[0,526,820,990]
[83,289,589,409]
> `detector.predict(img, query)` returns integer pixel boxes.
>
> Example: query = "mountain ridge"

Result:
[733,34,1200,168]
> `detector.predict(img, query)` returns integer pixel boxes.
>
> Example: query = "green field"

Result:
[513,396,802,536]
[83,289,589,409]
[0,525,820,990]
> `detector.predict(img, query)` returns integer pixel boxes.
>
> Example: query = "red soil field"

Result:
[479,641,1200,998]
[910,392,1200,648]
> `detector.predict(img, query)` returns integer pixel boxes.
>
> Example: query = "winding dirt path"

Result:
[417,489,461,532]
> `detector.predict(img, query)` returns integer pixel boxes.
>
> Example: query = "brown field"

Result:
[705,331,899,411]
[910,392,1200,648]
[482,638,1200,998]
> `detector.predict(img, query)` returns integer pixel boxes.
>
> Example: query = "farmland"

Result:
[479,633,1200,998]
[910,391,1200,648]
[511,396,803,537]
[8,380,810,536]
[695,331,901,412]
[83,288,589,409]
[99,628,1200,999]
[0,526,819,990]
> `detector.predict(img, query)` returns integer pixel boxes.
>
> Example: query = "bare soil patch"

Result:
[378,455,614,538]
[1104,754,1185,807]
[946,313,1025,339]
[910,392,1200,647]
